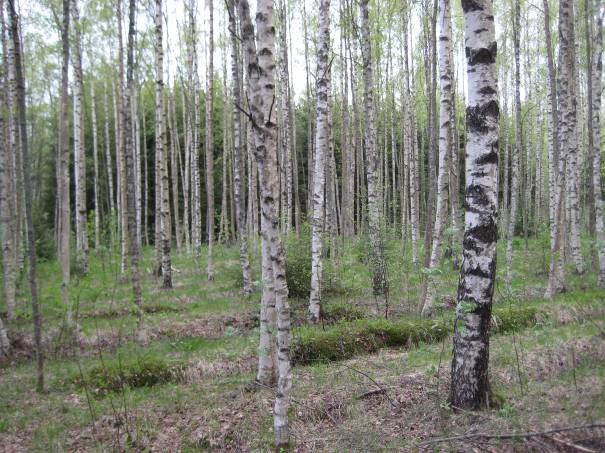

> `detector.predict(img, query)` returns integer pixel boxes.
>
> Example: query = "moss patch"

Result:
[292,306,537,365]
[73,356,185,396]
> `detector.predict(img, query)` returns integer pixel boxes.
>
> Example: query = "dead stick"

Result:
[341,364,398,408]
[417,423,605,446]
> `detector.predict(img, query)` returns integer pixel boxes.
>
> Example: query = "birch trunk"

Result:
[450,0,499,409]
[0,1,15,322]
[115,13,129,275]
[169,95,182,250]
[122,0,144,340]
[562,0,584,275]
[543,0,565,296]
[587,0,605,286]
[506,0,522,287]
[91,83,101,248]
[238,0,291,445]
[154,0,172,288]
[309,0,331,323]
[341,0,354,237]
[103,86,115,226]
[205,0,215,280]
[71,0,89,274]
[360,0,388,299]
[228,0,252,295]
[8,0,44,391]
[421,0,454,317]
[57,0,71,317]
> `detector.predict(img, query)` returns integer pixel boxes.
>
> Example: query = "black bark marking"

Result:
[467,42,497,66]
[466,100,499,133]
[461,0,483,12]
[479,85,497,95]
[475,149,498,165]
[466,216,498,245]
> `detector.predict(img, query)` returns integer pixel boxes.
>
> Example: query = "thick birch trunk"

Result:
[450,0,499,409]
[238,0,291,445]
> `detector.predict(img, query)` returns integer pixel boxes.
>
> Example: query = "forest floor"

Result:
[0,232,604,452]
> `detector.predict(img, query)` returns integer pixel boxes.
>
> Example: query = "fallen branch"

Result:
[417,423,605,447]
[546,433,598,453]
[341,364,398,408]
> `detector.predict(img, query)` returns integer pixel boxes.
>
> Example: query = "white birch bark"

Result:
[155,0,172,288]
[421,0,454,317]
[57,0,71,320]
[450,0,499,409]
[206,0,216,280]
[0,5,15,320]
[228,0,252,295]
[309,0,331,323]
[91,83,101,248]
[506,0,522,287]
[360,0,389,298]
[588,0,605,286]
[71,0,89,273]
[238,0,291,445]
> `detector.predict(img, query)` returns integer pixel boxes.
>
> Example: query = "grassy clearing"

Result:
[0,233,603,451]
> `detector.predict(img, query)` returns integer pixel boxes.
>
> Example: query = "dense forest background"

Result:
[0,0,604,449]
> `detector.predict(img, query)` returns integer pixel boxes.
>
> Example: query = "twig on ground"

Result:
[417,423,605,447]
[341,364,398,408]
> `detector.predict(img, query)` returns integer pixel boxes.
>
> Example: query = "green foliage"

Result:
[73,356,184,396]
[491,307,537,333]
[284,226,312,299]
[321,302,366,324]
[292,306,538,365]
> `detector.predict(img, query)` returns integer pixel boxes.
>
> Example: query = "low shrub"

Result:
[284,227,312,298]
[321,302,366,324]
[73,356,184,396]
[292,306,538,365]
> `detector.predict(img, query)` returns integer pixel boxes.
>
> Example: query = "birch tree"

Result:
[586,0,605,286]
[8,0,44,391]
[421,0,454,317]
[237,0,291,445]
[450,0,499,409]
[122,0,144,340]
[227,0,252,295]
[206,0,216,281]
[155,0,172,288]
[71,0,89,274]
[309,0,331,323]
[360,0,388,300]
[0,0,16,321]
[91,83,101,248]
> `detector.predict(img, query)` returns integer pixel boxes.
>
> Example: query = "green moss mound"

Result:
[73,356,184,396]
[292,306,537,365]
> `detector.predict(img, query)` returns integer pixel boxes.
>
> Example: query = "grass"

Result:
[0,232,603,451]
